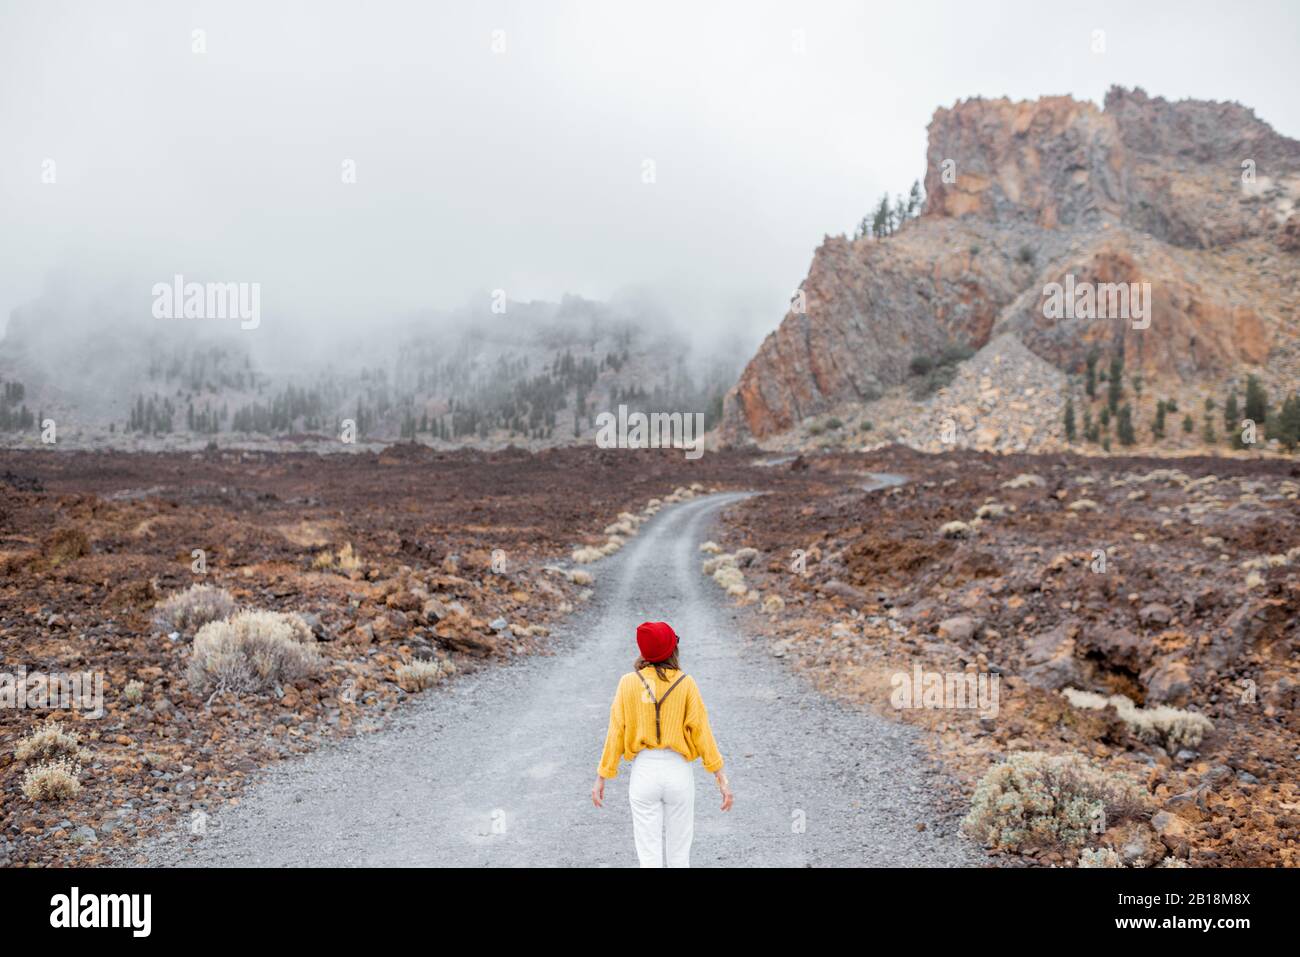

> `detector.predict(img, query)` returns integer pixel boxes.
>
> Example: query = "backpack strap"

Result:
[635,670,689,744]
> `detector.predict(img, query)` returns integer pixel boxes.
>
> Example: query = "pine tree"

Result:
[1085,350,1099,399]
[1152,400,1167,440]
[1064,397,1076,442]
[1224,392,1240,432]
[1202,416,1217,444]
[1107,355,1124,414]
[1276,392,1300,450]
[1117,404,1136,446]
[1244,374,1268,426]
[872,195,891,238]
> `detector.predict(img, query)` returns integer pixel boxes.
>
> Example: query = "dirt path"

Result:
[134,492,984,867]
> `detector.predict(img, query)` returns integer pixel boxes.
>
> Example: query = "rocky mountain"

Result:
[722,88,1300,451]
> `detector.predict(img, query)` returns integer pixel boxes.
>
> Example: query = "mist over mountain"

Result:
[0,275,741,447]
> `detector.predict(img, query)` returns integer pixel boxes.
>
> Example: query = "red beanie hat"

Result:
[636,621,679,663]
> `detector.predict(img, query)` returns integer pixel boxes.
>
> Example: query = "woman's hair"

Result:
[634,651,680,681]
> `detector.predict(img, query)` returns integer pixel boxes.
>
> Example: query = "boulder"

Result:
[1023,623,1086,690]
[1138,602,1174,627]
[937,615,979,643]
[1141,657,1193,706]
[819,580,868,605]
[1077,625,1149,674]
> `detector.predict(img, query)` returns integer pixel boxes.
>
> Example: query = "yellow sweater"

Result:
[597,667,724,778]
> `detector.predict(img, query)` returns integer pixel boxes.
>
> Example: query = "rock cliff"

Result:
[723,87,1300,443]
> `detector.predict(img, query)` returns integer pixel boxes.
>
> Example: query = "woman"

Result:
[591,620,733,867]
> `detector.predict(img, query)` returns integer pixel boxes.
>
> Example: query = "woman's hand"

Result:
[716,771,734,811]
[591,776,605,808]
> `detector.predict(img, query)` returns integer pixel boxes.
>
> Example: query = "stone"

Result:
[1151,811,1191,858]
[1138,603,1174,627]
[1108,822,1161,867]
[298,612,328,640]
[1077,625,1149,674]
[937,615,978,643]
[820,580,868,605]
[1165,785,1210,823]
[421,598,449,623]
[1141,657,1192,706]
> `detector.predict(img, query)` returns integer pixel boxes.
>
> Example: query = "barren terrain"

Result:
[1,444,1295,867]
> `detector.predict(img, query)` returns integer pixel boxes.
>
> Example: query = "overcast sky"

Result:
[2,0,1298,351]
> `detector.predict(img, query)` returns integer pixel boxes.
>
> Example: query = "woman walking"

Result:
[591,620,733,867]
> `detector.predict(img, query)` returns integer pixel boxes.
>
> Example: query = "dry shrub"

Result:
[124,680,145,704]
[43,527,88,567]
[1077,847,1124,868]
[1062,688,1214,750]
[188,610,322,695]
[154,583,237,636]
[14,721,91,764]
[21,758,83,801]
[106,578,160,611]
[395,659,451,693]
[962,751,1149,853]
[313,542,362,575]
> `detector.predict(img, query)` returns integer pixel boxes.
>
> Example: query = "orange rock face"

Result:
[723,87,1300,442]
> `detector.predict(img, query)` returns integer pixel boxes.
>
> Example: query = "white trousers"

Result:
[628,747,695,868]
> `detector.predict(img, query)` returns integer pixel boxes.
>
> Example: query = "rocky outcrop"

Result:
[723,87,1300,442]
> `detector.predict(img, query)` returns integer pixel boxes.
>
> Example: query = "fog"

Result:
[3,0,1298,356]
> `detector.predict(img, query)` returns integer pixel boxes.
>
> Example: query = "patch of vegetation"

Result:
[154,583,237,637]
[962,751,1148,853]
[187,610,322,696]
[907,343,974,398]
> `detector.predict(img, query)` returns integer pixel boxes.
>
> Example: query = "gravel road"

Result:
[136,491,984,867]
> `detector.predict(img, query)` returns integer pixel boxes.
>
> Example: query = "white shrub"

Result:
[713,566,745,591]
[1078,847,1124,868]
[702,554,737,576]
[396,659,449,692]
[154,583,236,636]
[1062,688,1213,750]
[14,721,91,764]
[188,610,322,695]
[22,758,82,801]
